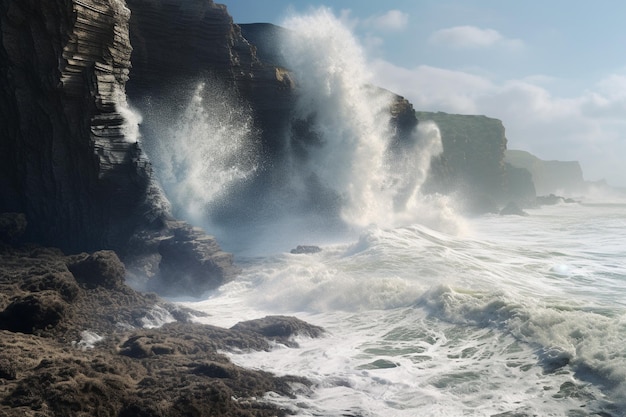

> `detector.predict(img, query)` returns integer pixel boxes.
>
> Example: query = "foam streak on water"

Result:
[182,203,626,416]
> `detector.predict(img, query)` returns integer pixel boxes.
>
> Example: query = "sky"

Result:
[221,0,626,187]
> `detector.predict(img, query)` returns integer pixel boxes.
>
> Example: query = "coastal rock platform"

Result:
[0,243,318,416]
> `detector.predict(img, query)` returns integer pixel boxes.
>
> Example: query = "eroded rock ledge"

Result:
[0,242,320,416]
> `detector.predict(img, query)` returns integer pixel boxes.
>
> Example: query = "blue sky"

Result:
[222,1,626,187]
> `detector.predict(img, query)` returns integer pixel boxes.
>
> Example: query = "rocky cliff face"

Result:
[505,150,586,195]
[0,0,237,295]
[416,111,536,209]
[0,0,153,251]
[125,0,295,155]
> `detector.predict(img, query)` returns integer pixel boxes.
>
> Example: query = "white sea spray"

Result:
[181,203,626,415]
[140,305,176,329]
[72,330,104,350]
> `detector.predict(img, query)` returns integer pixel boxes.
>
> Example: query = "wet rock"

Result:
[0,292,68,333]
[499,201,529,216]
[536,194,565,205]
[0,245,314,416]
[20,271,80,302]
[290,245,322,254]
[67,250,126,289]
[536,194,579,206]
[192,362,239,379]
[119,334,176,358]
[232,315,325,347]
[153,222,239,296]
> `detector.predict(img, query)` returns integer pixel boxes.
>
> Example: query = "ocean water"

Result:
[133,6,626,416]
[181,201,626,416]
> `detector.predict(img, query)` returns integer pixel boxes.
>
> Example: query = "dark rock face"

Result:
[0,0,157,252]
[504,163,537,206]
[126,0,256,92]
[417,112,508,198]
[0,0,238,295]
[153,222,240,296]
[290,245,322,254]
[125,0,296,171]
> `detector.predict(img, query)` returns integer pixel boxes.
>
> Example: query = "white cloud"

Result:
[364,10,409,32]
[371,60,626,186]
[429,26,524,50]
[338,8,359,30]
[371,60,494,114]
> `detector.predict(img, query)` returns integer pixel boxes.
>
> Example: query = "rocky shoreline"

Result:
[0,222,323,416]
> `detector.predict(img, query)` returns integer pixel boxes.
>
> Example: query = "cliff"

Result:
[0,0,237,294]
[126,3,295,158]
[416,111,536,209]
[505,150,586,195]
[0,0,149,251]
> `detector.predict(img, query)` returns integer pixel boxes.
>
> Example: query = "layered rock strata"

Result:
[0,0,237,293]
[0,0,150,251]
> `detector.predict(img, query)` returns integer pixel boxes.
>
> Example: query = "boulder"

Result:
[0,358,18,380]
[0,213,27,243]
[499,201,529,217]
[231,315,325,347]
[20,271,80,303]
[67,250,126,289]
[0,292,68,333]
[152,223,239,296]
[290,245,322,254]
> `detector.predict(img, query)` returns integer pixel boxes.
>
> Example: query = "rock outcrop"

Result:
[505,149,586,195]
[0,243,317,416]
[499,201,529,217]
[417,111,536,210]
[125,0,295,157]
[0,0,237,294]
